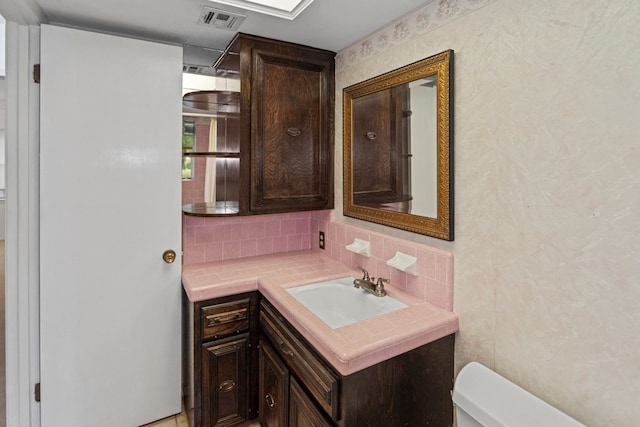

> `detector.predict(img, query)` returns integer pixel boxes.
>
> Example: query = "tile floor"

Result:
[143,407,260,427]
[142,410,189,427]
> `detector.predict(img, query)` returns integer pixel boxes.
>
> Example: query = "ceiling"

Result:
[17,0,431,72]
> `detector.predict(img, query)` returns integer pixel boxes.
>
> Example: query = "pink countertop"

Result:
[182,249,459,376]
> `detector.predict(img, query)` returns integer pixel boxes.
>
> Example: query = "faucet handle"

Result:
[376,277,390,287]
[375,278,389,297]
[356,265,370,281]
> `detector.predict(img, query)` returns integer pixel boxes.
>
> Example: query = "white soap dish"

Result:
[386,251,418,275]
[345,238,371,257]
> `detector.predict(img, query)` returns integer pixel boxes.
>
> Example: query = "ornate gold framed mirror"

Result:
[343,50,453,240]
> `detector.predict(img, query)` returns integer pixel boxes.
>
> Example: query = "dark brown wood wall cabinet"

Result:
[215,33,335,215]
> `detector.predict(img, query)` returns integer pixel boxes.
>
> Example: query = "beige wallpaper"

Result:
[335,1,640,426]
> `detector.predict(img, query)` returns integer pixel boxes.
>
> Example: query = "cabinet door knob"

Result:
[162,249,176,263]
[265,393,276,408]
[286,127,301,137]
[365,131,377,140]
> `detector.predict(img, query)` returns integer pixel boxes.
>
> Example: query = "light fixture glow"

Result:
[209,0,314,20]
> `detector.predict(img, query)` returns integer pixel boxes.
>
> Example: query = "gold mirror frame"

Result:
[343,50,453,240]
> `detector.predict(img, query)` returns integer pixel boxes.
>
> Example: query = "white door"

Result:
[39,25,183,427]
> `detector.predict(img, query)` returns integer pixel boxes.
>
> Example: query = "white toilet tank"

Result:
[452,362,586,427]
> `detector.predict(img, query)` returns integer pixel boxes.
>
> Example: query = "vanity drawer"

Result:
[260,300,339,421]
[201,297,251,340]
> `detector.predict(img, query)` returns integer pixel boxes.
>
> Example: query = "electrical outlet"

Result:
[319,231,325,249]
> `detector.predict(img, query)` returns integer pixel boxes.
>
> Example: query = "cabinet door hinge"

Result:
[33,64,40,84]
[35,383,41,402]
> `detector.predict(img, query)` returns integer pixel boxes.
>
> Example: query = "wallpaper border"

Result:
[336,0,498,71]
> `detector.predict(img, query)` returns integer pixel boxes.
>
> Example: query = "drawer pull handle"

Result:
[219,380,236,393]
[206,309,246,326]
[286,127,301,137]
[279,341,294,357]
[365,131,377,140]
[265,393,276,408]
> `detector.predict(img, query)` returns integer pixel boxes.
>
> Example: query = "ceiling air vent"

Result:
[198,6,246,31]
[183,64,202,74]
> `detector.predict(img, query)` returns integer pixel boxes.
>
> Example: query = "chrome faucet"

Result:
[353,266,388,297]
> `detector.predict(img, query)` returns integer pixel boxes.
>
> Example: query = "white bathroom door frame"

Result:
[4,20,42,427]
[39,25,183,427]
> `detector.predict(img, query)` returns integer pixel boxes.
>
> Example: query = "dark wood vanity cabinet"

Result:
[215,33,335,215]
[258,300,455,427]
[186,292,453,426]
[185,292,260,427]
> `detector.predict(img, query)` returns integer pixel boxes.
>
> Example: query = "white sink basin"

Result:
[286,277,408,329]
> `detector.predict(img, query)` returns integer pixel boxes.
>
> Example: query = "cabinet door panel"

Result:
[289,377,333,427]
[250,48,334,213]
[259,59,321,198]
[259,339,290,427]
[352,87,407,204]
[202,334,249,427]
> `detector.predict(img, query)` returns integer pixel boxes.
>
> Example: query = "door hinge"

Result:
[33,64,40,84]
[34,382,41,402]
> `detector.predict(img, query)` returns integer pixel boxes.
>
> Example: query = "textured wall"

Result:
[335,1,640,426]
